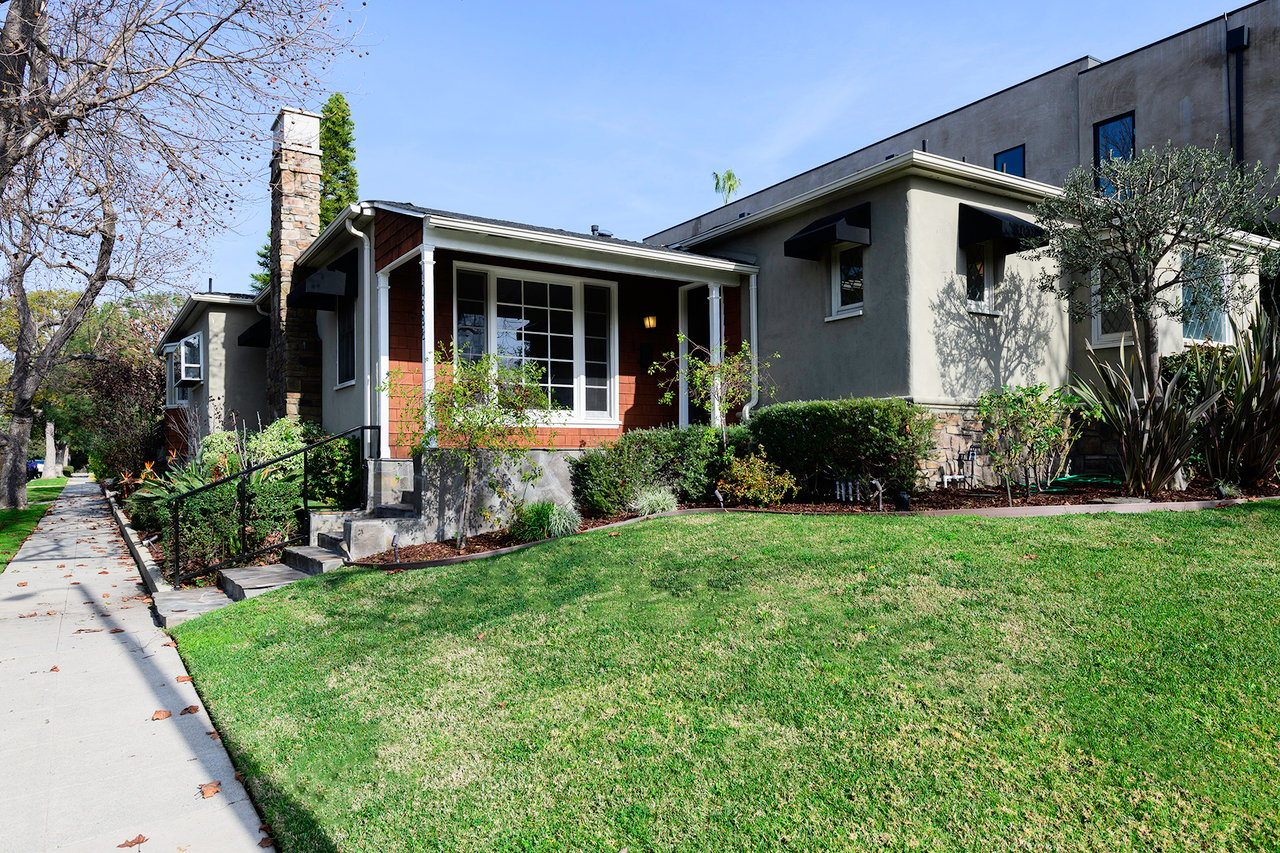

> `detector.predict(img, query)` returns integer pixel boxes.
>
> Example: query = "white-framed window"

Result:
[163,345,190,408]
[1181,254,1230,344]
[963,242,997,314]
[453,262,618,423]
[336,296,356,387]
[1091,268,1133,347]
[828,244,864,319]
[177,332,202,385]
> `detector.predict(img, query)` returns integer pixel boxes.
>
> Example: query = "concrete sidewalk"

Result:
[0,476,270,852]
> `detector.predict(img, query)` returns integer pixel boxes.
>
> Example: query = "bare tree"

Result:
[0,0,357,507]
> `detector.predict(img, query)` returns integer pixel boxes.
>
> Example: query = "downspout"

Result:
[741,273,761,420]
[344,204,375,456]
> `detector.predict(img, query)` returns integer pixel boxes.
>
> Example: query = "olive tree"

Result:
[1031,143,1280,397]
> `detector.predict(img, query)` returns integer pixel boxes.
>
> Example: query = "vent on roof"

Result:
[590,224,613,238]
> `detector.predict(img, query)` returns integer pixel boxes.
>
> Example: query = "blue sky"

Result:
[193,0,1232,294]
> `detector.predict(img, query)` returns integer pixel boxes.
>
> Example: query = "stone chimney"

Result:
[266,108,324,423]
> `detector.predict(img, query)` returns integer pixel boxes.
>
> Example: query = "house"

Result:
[164,0,1280,551]
[155,291,272,456]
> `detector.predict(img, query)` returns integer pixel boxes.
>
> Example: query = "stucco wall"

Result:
[216,306,270,430]
[701,180,913,403]
[318,287,368,438]
[903,177,1070,404]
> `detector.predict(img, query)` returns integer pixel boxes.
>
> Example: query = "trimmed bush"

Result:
[570,425,749,517]
[630,486,678,516]
[748,398,934,495]
[717,451,798,507]
[198,430,243,478]
[299,421,361,507]
[510,500,581,541]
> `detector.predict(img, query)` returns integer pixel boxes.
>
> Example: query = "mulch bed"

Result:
[361,477,1278,566]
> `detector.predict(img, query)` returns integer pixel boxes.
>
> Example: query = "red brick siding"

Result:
[381,246,743,454]
[374,209,421,271]
[387,260,424,458]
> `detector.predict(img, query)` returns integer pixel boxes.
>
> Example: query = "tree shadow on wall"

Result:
[928,271,1056,398]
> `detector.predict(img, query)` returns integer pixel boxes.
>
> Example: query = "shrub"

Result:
[717,451,797,507]
[569,425,750,517]
[509,500,581,541]
[976,384,1095,505]
[62,465,74,477]
[1074,350,1219,496]
[748,398,934,496]
[299,421,361,507]
[198,430,243,478]
[1163,314,1280,488]
[247,418,307,474]
[630,486,678,515]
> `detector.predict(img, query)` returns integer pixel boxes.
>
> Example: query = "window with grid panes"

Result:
[454,265,614,418]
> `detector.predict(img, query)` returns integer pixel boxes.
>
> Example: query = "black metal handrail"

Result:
[169,424,380,585]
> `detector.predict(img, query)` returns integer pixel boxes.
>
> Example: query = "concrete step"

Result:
[219,564,312,602]
[282,544,346,575]
[316,531,346,553]
[152,588,233,628]
[373,502,417,518]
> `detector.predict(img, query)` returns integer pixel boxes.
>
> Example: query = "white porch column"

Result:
[376,271,392,457]
[420,241,437,447]
[707,281,724,428]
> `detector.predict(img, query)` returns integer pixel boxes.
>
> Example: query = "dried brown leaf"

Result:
[117,835,148,848]
[180,705,199,715]
[176,675,193,682]
[199,781,221,799]
[151,710,171,721]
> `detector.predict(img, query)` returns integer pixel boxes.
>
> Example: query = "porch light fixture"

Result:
[643,315,657,329]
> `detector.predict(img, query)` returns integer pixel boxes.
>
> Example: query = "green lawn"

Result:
[0,477,67,573]
[175,506,1280,852]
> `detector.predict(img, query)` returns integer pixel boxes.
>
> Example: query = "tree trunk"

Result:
[57,441,69,469]
[0,415,33,508]
[41,419,58,478]
[1141,316,1161,401]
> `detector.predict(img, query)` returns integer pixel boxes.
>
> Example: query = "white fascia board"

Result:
[421,225,748,286]
[153,293,256,357]
[675,150,1063,249]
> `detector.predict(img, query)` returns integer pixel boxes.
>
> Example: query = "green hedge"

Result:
[570,425,752,517]
[748,398,934,495]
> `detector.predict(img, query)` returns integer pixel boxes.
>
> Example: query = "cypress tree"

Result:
[319,93,359,227]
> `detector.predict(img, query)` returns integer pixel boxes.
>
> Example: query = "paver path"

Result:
[0,477,269,851]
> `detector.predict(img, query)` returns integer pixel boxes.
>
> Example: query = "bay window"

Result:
[453,263,617,421]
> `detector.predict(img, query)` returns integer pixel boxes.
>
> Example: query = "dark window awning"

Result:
[236,317,270,348]
[958,203,1046,253]
[783,203,871,261]
[287,248,359,309]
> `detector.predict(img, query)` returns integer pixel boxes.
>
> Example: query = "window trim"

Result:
[1090,270,1134,348]
[829,243,865,320]
[451,261,620,427]
[177,332,203,385]
[1093,111,1135,189]
[1181,255,1232,345]
[334,295,357,390]
[162,344,191,409]
[963,241,1000,315]
[993,144,1026,177]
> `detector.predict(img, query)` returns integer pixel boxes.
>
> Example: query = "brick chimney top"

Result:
[272,108,321,157]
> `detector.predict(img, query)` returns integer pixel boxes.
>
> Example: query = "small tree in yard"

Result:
[649,337,777,449]
[1031,143,1280,397]
[976,384,1097,506]
[391,343,554,550]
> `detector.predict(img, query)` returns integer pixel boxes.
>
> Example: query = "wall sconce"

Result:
[643,315,657,330]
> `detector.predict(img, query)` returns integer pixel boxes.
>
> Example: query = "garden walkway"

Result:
[0,476,270,851]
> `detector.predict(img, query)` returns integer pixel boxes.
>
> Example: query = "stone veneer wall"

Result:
[924,405,994,488]
[266,109,324,423]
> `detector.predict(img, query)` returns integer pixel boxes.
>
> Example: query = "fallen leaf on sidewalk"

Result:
[198,781,221,799]
[176,675,193,682]
[180,705,200,715]
[109,628,124,634]
[151,710,172,721]
[207,730,220,740]
[70,582,80,585]
[18,612,36,618]
[73,628,102,634]
[46,610,56,615]
[16,581,26,587]
[49,666,59,672]
[259,838,274,848]
[98,571,109,575]
[162,640,176,647]
[116,835,148,848]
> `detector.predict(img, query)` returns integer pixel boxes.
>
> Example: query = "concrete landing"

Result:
[219,564,312,601]
[0,477,271,851]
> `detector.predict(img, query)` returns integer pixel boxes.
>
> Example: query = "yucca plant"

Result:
[1074,346,1219,497]
[1193,312,1280,488]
